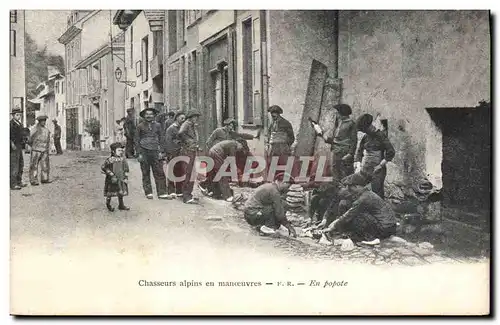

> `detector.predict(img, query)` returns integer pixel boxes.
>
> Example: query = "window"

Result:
[10,10,17,23]
[168,11,177,56]
[188,51,198,108]
[142,36,149,82]
[92,62,101,88]
[177,11,186,49]
[104,100,108,136]
[242,19,253,123]
[10,30,16,56]
[61,80,64,94]
[56,103,59,117]
[153,31,163,56]
[212,62,229,126]
[130,26,134,69]
[55,81,59,94]
[101,58,107,88]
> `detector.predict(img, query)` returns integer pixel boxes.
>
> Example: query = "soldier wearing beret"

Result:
[354,113,395,199]
[313,103,358,181]
[265,105,295,178]
[206,118,256,150]
[135,107,169,200]
[28,115,52,186]
[321,172,397,244]
[164,110,187,198]
[178,109,201,204]
[10,107,27,190]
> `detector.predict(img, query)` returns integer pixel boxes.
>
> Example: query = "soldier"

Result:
[265,105,295,180]
[321,172,397,245]
[199,139,249,201]
[52,119,63,155]
[163,111,186,198]
[355,113,395,199]
[206,118,255,149]
[265,105,295,158]
[243,172,297,237]
[178,109,201,204]
[10,107,27,190]
[135,107,169,200]
[28,115,52,186]
[124,108,136,158]
[163,111,175,133]
[313,103,358,181]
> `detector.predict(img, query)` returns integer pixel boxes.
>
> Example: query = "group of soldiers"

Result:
[10,108,62,191]
[119,105,262,204]
[242,103,398,245]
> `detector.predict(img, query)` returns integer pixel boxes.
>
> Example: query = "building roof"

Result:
[143,10,164,22]
[74,36,125,70]
[57,25,82,45]
[113,10,164,31]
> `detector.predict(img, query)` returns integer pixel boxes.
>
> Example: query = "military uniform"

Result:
[243,182,290,230]
[178,110,201,203]
[335,188,397,242]
[10,111,25,189]
[29,116,51,185]
[266,116,295,157]
[164,121,184,196]
[322,105,358,181]
[201,140,246,200]
[135,108,168,198]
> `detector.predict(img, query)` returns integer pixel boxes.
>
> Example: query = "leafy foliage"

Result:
[25,33,65,100]
[83,118,101,142]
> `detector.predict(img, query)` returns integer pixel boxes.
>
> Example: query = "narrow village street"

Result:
[10,151,489,314]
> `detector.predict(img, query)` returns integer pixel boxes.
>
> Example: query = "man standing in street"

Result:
[164,111,186,199]
[124,108,136,158]
[163,111,175,133]
[29,115,52,186]
[265,105,295,158]
[10,107,27,190]
[135,107,170,200]
[52,119,63,155]
[178,109,201,204]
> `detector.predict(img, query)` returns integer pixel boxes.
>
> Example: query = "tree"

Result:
[25,33,65,100]
[84,118,101,149]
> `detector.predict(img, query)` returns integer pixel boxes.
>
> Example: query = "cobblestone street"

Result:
[10,151,489,314]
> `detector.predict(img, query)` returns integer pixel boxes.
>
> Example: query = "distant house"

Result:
[58,10,125,150]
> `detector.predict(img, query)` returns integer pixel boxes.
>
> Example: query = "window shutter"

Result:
[227,28,236,119]
[252,17,262,125]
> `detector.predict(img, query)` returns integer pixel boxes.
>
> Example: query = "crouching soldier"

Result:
[29,115,52,186]
[199,139,249,201]
[243,172,297,237]
[322,172,397,245]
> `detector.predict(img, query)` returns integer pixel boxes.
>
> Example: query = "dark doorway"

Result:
[426,102,491,212]
[66,106,79,150]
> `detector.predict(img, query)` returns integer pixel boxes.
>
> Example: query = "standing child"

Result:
[102,142,130,211]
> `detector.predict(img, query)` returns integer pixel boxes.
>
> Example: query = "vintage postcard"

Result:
[8,8,491,315]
